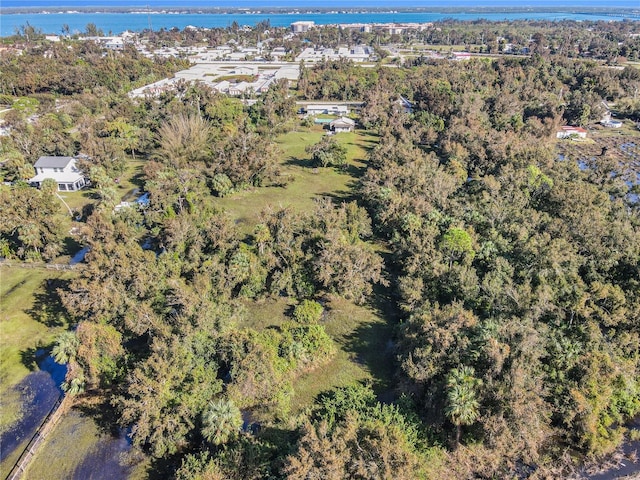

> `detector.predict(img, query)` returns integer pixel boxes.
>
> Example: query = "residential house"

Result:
[557,126,588,139]
[29,156,87,191]
[330,117,356,133]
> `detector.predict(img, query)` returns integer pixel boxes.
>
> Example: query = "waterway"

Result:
[1,9,638,37]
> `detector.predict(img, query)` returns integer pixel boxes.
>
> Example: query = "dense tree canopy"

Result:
[2,21,639,480]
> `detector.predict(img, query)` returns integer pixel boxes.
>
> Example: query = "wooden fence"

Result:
[0,261,79,272]
[5,395,70,480]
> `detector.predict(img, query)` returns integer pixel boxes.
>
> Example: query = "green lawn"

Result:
[216,127,377,233]
[240,293,395,415]
[292,296,395,409]
[0,267,76,477]
[0,267,75,434]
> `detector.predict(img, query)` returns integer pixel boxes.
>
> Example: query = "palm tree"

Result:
[52,331,79,364]
[53,331,86,396]
[201,398,243,446]
[445,366,481,447]
[62,373,86,396]
[155,114,212,168]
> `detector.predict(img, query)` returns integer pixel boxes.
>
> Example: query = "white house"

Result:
[29,156,87,191]
[557,126,588,139]
[330,117,356,133]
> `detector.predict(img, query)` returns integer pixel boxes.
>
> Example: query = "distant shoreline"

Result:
[2,6,639,15]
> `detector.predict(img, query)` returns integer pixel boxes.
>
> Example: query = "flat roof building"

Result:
[291,21,315,33]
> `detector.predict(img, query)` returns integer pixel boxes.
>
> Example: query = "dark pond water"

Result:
[71,426,134,480]
[69,246,90,265]
[0,351,66,463]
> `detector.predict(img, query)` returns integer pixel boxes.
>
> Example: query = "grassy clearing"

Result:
[0,267,75,433]
[216,127,377,233]
[23,410,98,480]
[292,296,394,409]
[227,124,395,413]
[589,121,639,139]
[240,294,394,414]
[0,267,76,480]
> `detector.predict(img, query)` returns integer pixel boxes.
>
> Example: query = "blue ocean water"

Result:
[1,4,638,37]
[3,0,639,6]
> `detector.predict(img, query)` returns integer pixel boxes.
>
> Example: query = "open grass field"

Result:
[0,267,76,476]
[240,293,395,414]
[0,267,75,424]
[216,126,378,234]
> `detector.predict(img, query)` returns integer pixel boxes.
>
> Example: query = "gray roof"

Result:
[330,117,356,126]
[34,156,75,168]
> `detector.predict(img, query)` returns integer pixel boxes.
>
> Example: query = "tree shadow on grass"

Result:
[61,235,83,257]
[340,161,367,180]
[320,188,359,205]
[283,156,315,169]
[128,170,146,190]
[20,345,48,372]
[340,263,401,398]
[145,454,186,480]
[26,278,72,328]
[340,317,395,395]
[74,392,123,437]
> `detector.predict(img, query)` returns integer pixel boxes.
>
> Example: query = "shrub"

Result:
[293,299,323,324]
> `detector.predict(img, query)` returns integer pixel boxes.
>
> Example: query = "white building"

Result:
[330,117,356,133]
[557,126,588,139]
[291,21,315,33]
[306,104,349,115]
[295,46,374,63]
[29,156,87,191]
[229,82,250,96]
